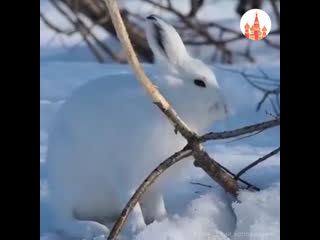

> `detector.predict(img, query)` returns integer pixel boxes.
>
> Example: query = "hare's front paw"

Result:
[126,218,146,236]
[63,220,110,240]
[122,204,146,236]
[80,221,110,240]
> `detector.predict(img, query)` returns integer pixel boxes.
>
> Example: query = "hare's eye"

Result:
[194,79,206,88]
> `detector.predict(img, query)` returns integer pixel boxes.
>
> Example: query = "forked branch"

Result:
[104,0,240,239]
[103,1,279,239]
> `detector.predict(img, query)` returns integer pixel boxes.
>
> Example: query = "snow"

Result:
[233,185,280,240]
[40,62,280,240]
[40,0,280,239]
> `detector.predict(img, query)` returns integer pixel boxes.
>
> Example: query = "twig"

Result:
[256,86,280,111]
[270,98,280,116]
[49,0,105,62]
[224,129,266,144]
[72,10,126,63]
[214,66,280,82]
[236,68,280,114]
[235,147,280,180]
[73,13,107,63]
[263,37,280,49]
[192,144,239,195]
[40,12,76,35]
[188,0,205,18]
[48,0,126,63]
[108,149,192,240]
[270,0,280,28]
[265,111,280,120]
[204,21,241,35]
[190,181,213,188]
[200,118,280,143]
[215,162,260,191]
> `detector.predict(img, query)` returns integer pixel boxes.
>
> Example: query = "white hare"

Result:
[46,15,228,239]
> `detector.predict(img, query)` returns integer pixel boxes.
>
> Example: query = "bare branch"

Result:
[270,98,280,116]
[105,0,197,139]
[49,0,105,62]
[235,147,280,180]
[40,12,76,35]
[192,144,239,195]
[231,67,280,114]
[56,0,154,62]
[263,37,280,49]
[191,159,261,191]
[270,0,280,28]
[81,34,105,62]
[188,0,205,17]
[48,0,127,63]
[200,118,280,143]
[215,66,280,82]
[190,181,213,188]
[203,21,241,35]
[256,86,280,111]
[214,161,260,191]
[73,10,126,63]
[224,129,266,144]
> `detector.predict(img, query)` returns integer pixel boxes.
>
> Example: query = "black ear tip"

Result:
[147,15,157,21]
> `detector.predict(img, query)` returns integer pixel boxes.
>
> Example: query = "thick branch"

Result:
[107,149,192,240]
[104,0,196,140]
[215,161,260,191]
[192,144,239,195]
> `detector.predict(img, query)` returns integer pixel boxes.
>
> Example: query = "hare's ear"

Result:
[146,15,189,66]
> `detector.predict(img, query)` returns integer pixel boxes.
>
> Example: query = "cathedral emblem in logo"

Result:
[240,9,272,40]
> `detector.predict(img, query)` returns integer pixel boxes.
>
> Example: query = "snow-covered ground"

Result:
[40,1,280,239]
[40,62,280,240]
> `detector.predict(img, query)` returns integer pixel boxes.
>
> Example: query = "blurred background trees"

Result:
[40,0,280,115]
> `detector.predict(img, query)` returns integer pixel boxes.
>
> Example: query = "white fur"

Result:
[47,15,229,239]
